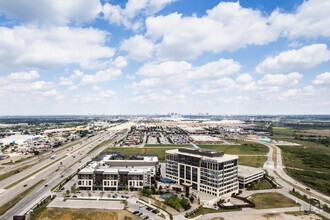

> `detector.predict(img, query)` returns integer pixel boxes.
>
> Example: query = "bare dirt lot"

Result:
[298,129,330,137]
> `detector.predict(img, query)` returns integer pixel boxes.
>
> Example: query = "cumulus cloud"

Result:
[236,73,253,83]
[80,68,122,85]
[312,72,330,85]
[269,0,330,38]
[0,70,62,100]
[145,2,278,60]
[121,35,154,61]
[0,26,115,70]
[103,0,177,30]
[258,72,303,86]
[256,44,330,73]
[0,0,102,25]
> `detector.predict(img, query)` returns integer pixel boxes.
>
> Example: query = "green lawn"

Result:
[247,179,273,190]
[185,206,241,218]
[238,156,267,168]
[248,192,300,209]
[103,147,179,162]
[198,142,269,155]
[144,144,192,147]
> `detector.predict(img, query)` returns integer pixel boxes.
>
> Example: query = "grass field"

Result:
[248,192,300,209]
[247,179,273,190]
[144,144,192,147]
[238,156,267,168]
[278,141,330,196]
[32,208,140,220]
[198,142,269,155]
[103,147,179,162]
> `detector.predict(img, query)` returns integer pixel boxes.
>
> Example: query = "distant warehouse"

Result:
[189,135,224,145]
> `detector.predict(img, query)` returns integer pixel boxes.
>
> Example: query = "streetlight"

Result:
[306,188,311,212]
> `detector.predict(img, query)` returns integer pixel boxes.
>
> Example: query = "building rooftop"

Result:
[237,165,264,177]
[189,135,223,142]
[166,148,238,163]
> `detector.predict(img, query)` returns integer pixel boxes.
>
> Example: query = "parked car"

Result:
[23,184,28,187]
[133,211,139,215]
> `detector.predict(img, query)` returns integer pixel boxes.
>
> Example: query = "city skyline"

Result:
[0,0,329,115]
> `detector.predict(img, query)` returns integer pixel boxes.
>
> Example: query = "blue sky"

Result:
[0,0,329,115]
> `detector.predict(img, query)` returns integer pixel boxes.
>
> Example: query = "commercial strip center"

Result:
[77,148,263,204]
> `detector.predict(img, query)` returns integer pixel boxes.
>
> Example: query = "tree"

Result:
[190,196,194,203]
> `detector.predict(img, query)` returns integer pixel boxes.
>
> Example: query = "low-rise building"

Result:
[237,165,264,187]
[189,135,224,145]
[78,153,159,191]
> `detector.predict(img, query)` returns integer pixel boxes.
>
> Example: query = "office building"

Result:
[165,148,239,201]
[78,153,159,191]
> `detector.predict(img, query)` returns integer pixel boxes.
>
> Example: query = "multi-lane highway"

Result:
[0,122,132,220]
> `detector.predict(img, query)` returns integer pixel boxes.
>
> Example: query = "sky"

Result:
[0,0,329,115]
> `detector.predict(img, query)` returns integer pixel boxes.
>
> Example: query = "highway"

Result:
[0,122,133,220]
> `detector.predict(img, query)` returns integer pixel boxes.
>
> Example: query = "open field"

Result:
[248,192,300,209]
[198,142,269,155]
[297,129,330,137]
[278,141,330,196]
[144,144,192,147]
[238,156,267,168]
[103,147,179,162]
[32,208,140,220]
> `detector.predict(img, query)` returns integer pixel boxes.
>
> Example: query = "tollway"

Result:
[0,122,132,220]
[0,136,88,175]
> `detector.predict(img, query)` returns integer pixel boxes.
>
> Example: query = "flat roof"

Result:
[189,135,222,142]
[237,165,264,177]
[166,148,238,163]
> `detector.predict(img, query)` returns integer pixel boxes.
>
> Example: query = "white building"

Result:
[165,148,239,203]
[78,153,159,191]
[237,165,264,187]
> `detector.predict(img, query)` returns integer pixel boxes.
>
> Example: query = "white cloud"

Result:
[80,68,122,85]
[279,86,320,100]
[145,2,278,60]
[112,56,128,69]
[60,70,84,86]
[103,0,177,30]
[256,44,330,73]
[0,26,115,70]
[236,73,253,83]
[269,0,330,38]
[0,0,102,25]
[187,59,241,80]
[6,70,40,82]
[258,72,303,86]
[312,72,330,85]
[121,35,154,61]
[137,61,191,77]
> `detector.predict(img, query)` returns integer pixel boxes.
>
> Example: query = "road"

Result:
[0,122,133,220]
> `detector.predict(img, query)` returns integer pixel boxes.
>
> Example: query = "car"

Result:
[133,211,139,215]
[306,188,310,191]
[139,205,145,208]
[23,184,28,187]
[145,216,149,219]
[60,175,64,178]
[137,213,143,216]
[44,184,48,187]
[146,207,152,211]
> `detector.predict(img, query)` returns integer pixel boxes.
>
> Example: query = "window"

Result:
[192,167,198,182]
[186,166,191,180]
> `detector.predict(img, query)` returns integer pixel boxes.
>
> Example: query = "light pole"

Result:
[306,188,311,212]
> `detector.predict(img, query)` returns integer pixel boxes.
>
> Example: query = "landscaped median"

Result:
[0,163,37,182]
[4,155,67,189]
[0,179,44,216]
